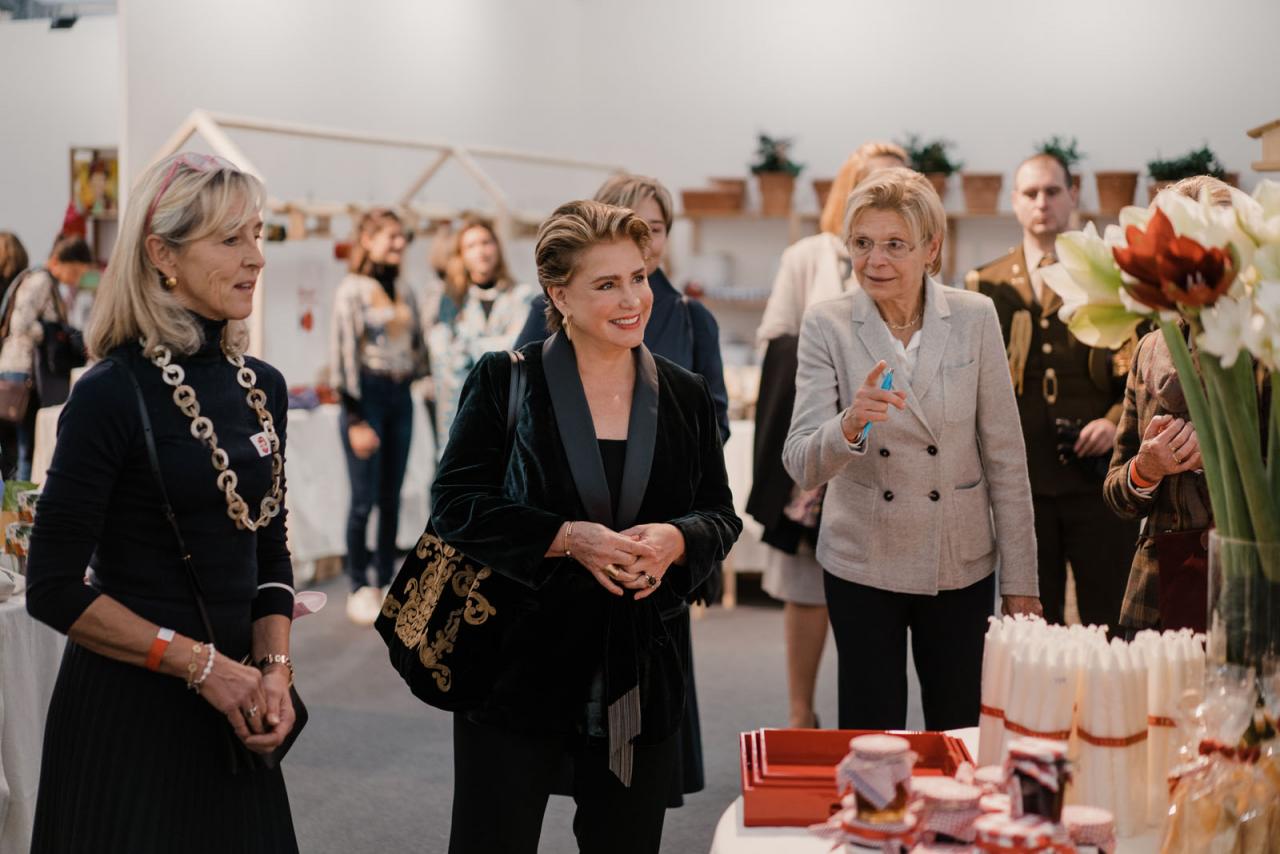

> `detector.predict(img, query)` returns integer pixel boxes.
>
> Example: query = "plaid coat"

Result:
[1102,330,1212,630]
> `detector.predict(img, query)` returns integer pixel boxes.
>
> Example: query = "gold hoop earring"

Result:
[162,276,178,291]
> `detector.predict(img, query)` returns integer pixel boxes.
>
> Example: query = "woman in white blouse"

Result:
[427,215,536,445]
[747,141,905,728]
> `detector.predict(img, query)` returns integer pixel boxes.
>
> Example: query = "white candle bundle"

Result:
[1073,640,1149,837]
[1132,629,1205,827]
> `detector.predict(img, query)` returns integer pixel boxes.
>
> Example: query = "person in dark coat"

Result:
[514,174,728,805]
[436,199,741,853]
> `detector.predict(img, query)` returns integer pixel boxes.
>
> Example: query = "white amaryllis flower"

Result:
[1042,222,1146,349]
[1198,295,1254,367]
[1238,179,1280,246]
[1245,281,1280,371]
[1253,243,1280,282]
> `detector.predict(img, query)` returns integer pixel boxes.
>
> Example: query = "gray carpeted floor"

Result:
[284,575,923,853]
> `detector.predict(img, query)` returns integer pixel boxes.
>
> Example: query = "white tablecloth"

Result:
[33,402,437,579]
[709,727,1161,853]
[0,595,66,854]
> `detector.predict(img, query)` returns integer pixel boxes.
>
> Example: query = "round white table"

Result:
[0,594,66,854]
[709,727,1162,853]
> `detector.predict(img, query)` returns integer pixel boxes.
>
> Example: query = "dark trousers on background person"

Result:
[450,714,678,854]
[1033,492,1137,629]
[824,572,994,731]
[341,371,414,591]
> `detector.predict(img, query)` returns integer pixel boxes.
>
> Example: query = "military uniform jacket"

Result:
[966,246,1127,497]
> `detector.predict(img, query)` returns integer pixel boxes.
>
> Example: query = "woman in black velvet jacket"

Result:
[434,200,741,854]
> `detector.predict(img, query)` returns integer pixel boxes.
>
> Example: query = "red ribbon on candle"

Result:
[1076,726,1148,748]
[1003,719,1072,741]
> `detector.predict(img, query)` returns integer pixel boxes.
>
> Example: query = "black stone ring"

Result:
[644,573,659,588]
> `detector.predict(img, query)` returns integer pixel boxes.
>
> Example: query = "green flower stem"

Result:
[1270,373,1279,509]
[1201,359,1251,539]
[1203,357,1280,549]
[1159,321,1231,530]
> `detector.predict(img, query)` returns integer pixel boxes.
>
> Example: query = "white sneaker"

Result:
[346,585,383,626]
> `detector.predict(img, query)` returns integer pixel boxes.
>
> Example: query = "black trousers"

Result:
[450,715,678,854]
[1033,492,1138,629]
[824,572,994,731]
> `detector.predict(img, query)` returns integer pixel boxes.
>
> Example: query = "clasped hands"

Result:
[568,521,685,600]
[198,654,296,754]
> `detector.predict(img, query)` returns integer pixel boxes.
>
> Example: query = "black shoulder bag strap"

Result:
[107,352,219,645]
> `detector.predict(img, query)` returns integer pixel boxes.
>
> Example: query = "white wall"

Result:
[0,15,120,267]
[114,0,1280,377]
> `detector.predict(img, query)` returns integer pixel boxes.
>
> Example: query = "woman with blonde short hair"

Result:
[433,199,740,853]
[784,168,1040,730]
[26,153,299,852]
[747,141,905,729]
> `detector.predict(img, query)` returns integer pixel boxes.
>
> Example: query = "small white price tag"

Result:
[249,431,272,458]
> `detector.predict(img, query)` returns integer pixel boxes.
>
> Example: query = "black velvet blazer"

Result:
[431,334,742,745]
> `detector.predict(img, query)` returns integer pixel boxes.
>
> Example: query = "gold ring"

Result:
[244,705,259,719]
[605,564,622,580]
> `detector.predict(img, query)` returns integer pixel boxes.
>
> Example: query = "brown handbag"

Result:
[1152,528,1210,632]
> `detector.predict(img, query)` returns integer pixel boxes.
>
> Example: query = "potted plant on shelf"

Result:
[1036,135,1084,191]
[899,134,960,204]
[1147,145,1228,201]
[750,134,803,216]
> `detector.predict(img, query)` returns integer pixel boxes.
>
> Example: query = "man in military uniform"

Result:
[966,153,1137,628]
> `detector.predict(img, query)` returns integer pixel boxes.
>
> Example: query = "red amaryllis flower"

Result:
[1112,208,1236,311]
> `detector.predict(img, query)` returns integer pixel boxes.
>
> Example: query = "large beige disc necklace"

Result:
[147,342,284,531]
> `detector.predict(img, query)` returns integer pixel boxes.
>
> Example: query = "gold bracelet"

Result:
[257,654,295,686]
[563,521,575,558]
[185,642,204,687]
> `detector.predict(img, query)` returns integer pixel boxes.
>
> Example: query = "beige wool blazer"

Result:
[782,277,1038,597]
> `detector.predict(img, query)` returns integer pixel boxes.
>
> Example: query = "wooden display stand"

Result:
[1247,118,1280,172]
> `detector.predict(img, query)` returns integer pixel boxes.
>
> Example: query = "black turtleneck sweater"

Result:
[26,315,296,635]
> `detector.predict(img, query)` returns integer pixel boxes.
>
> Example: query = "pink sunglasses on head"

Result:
[144,153,239,233]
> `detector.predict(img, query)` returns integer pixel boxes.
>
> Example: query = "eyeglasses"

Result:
[144,153,239,234]
[847,236,917,260]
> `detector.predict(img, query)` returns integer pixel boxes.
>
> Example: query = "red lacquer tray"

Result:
[740,728,973,827]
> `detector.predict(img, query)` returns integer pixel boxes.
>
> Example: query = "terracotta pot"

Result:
[961,173,1003,214]
[709,177,748,209]
[1094,171,1139,214]
[1148,180,1175,203]
[812,178,835,212]
[924,172,950,203]
[681,188,742,215]
[756,172,796,216]
[1223,172,1240,188]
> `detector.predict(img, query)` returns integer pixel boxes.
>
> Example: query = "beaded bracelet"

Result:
[190,644,216,693]
[185,642,204,687]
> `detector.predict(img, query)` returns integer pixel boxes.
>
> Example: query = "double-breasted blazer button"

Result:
[883,490,894,502]
[928,490,940,501]
[927,445,938,455]
[880,448,890,457]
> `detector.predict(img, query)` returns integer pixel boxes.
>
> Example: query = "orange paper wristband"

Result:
[146,627,176,671]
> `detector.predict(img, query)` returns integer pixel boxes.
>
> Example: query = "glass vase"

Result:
[1206,532,1280,703]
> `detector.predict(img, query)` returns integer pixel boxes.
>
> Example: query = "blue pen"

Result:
[858,367,894,443]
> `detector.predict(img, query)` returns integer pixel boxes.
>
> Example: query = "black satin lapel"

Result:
[615,345,658,530]
[542,334,614,527]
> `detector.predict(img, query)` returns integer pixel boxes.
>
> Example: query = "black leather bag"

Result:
[375,350,525,711]
[111,352,307,772]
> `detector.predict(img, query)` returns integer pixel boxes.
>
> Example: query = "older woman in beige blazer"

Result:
[783,168,1040,731]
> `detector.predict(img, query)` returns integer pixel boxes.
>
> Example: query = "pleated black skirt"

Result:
[31,596,297,854]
